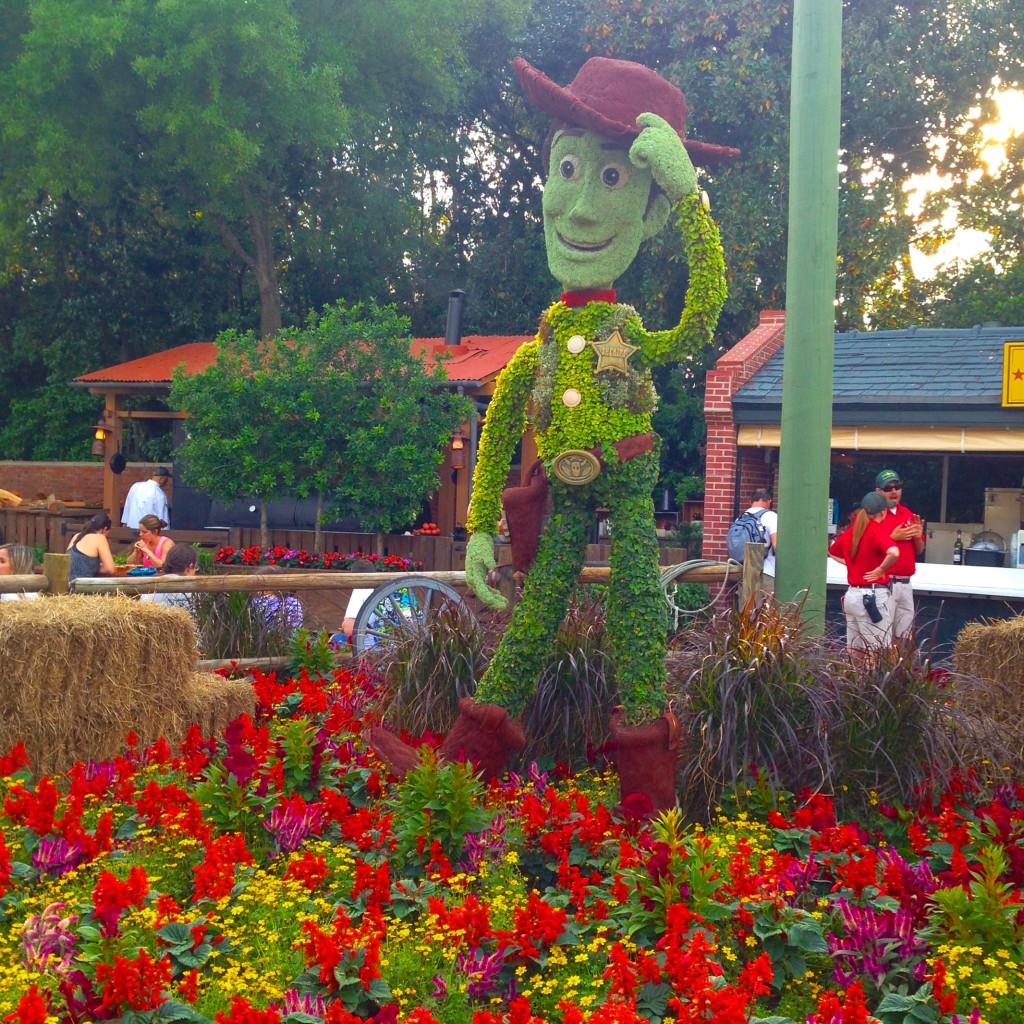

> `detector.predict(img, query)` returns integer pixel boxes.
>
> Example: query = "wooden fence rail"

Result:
[0,562,735,598]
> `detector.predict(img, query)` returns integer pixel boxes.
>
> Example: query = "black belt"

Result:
[891,576,912,584]
[848,583,892,592]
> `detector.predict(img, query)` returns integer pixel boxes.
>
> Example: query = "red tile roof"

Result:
[74,335,533,387]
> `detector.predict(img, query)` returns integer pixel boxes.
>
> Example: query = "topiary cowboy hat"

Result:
[512,55,740,165]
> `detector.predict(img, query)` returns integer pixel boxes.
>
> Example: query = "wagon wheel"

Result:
[350,574,467,654]
[660,559,738,632]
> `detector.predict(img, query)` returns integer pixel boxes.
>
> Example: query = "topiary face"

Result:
[543,128,665,291]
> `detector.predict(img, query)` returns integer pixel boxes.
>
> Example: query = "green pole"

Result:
[774,0,843,631]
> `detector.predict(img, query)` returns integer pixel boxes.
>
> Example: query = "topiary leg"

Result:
[602,450,669,726]
[473,485,591,717]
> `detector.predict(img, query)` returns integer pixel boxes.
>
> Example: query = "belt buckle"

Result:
[551,449,601,485]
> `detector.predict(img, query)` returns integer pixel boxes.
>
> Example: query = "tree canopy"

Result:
[1,0,1022,505]
[169,302,471,549]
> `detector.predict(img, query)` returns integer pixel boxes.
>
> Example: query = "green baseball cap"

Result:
[875,469,901,488]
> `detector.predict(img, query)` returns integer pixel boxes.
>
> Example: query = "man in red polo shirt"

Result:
[874,469,925,641]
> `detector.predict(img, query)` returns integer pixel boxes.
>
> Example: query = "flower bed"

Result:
[215,546,424,572]
[0,659,1015,1023]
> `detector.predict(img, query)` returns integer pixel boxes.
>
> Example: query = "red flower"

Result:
[0,741,30,777]
[832,849,881,898]
[4,776,59,835]
[2,986,48,1024]
[91,866,150,938]
[94,949,172,1012]
[192,833,253,903]
[809,980,872,1024]
[215,996,282,1024]
[508,892,567,956]
[284,851,331,891]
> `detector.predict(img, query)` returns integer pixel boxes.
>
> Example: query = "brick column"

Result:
[703,311,786,559]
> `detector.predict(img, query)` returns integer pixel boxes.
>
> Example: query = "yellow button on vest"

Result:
[566,334,587,354]
[562,388,582,408]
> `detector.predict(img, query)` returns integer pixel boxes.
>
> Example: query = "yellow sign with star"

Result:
[1003,342,1024,406]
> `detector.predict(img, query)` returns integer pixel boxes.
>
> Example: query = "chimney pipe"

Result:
[444,289,467,347]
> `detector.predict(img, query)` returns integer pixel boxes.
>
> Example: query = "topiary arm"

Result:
[464,341,539,610]
[633,192,727,368]
[465,339,539,536]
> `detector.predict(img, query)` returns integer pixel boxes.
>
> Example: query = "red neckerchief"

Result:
[560,289,616,306]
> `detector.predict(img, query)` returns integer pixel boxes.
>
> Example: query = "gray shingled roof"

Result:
[732,324,1024,426]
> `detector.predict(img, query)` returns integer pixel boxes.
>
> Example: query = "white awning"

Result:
[737,425,1024,453]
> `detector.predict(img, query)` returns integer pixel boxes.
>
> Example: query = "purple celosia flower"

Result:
[280,990,327,1016]
[431,975,448,999]
[779,852,820,900]
[952,1011,982,1024]
[83,760,117,787]
[21,902,79,976]
[503,762,550,797]
[829,897,929,989]
[455,947,507,999]
[221,718,260,787]
[264,799,323,854]
[33,835,83,877]
[459,815,508,874]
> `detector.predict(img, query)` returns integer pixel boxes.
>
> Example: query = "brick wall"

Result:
[1,462,171,511]
[703,311,785,559]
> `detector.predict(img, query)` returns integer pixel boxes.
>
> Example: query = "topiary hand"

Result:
[464,532,508,611]
[630,112,697,203]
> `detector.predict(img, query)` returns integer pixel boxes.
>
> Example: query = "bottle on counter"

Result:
[953,529,964,565]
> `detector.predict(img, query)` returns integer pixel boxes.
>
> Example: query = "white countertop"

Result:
[826,559,1024,599]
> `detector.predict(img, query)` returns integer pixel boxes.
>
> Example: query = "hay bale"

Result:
[954,616,1024,687]
[952,617,1024,775]
[163,672,257,743]
[0,596,200,775]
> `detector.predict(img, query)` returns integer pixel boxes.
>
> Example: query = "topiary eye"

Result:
[601,160,630,189]
[559,154,581,181]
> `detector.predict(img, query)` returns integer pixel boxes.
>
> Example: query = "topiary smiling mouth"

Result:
[557,232,612,253]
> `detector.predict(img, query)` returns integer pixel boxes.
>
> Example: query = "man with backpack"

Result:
[727,488,778,597]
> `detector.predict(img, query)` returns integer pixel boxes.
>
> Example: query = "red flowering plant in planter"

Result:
[215,546,423,572]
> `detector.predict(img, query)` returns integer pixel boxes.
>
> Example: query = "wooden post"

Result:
[43,553,71,595]
[739,542,766,610]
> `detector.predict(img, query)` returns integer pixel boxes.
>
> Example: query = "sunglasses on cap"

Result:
[881,483,902,492]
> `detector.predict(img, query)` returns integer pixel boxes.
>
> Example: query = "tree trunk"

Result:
[374,530,384,557]
[260,502,269,551]
[213,183,283,340]
[314,491,325,553]
[245,188,283,340]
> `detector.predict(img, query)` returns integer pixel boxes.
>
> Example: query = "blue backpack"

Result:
[726,508,770,563]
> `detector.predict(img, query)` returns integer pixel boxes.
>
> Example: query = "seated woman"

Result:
[140,544,198,609]
[66,513,116,584]
[0,543,40,600]
[828,490,900,669]
[127,515,175,569]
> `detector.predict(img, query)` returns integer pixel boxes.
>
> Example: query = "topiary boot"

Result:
[608,707,680,819]
[367,698,526,782]
[438,698,526,781]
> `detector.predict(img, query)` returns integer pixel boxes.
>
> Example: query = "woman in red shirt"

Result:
[828,491,900,668]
